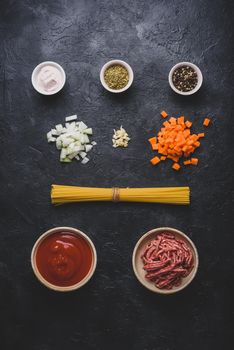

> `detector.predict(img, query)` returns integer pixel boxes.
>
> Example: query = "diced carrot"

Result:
[148,136,157,144]
[187,139,194,146]
[169,130,177,138]
[174,150,183,156]
[172,163,180,171]
[203,118,211,126]
[191,134,199,141]
[167,148,176,155]
[158,147,167,155]
[165,137,174,144]
[182,145,189,152]
[174,147,182,154]
[158,138,165,145]
[178,116,185,125]
[148,137,158,150]
[177,140,186,147]
[191,158,199,165]
[175,125,183,131]
[152,143,158,150]
[169,117,177,125]
[194,141,200,148]
[167,155,179,162]
[148,114,207,171]
[185,120,192,128]
[187,146,195,153]
[150,156,161,165]
[183,129,190,138]
[160,111,168,118]
[163,121,171,128]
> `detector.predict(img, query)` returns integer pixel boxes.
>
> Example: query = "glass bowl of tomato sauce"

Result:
[31,227,97,291]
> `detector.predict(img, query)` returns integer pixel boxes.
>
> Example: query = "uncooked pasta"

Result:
[51,185,190,205]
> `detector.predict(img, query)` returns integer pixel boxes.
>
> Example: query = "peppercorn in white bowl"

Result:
[168,62,203,96]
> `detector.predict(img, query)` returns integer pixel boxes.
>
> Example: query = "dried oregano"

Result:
[104,64,129,90]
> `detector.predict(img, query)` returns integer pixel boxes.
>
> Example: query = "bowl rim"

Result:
[31,226,97,292]
[100,59,134,93]
[31,61,66,95]
[132,227,199,294]
[168,62,203,96]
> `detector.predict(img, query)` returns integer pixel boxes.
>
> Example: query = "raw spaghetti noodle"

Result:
[51,185,190,205]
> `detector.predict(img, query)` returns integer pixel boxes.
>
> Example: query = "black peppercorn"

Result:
[172,66,198,92]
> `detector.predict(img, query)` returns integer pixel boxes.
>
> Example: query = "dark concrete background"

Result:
[0,0,234,349]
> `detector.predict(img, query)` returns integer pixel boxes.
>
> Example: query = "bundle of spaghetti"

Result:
[51,185,190,205]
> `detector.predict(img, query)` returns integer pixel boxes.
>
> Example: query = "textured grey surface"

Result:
[0,0,234,349]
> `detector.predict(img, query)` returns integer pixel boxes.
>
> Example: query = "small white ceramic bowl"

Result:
[168,62,203,96]
[31,61,66,95]
[132,227,199,294]
[100,59,134,93]
[31,227,97,292]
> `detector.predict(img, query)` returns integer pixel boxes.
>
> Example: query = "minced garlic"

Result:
[112,126,130,148]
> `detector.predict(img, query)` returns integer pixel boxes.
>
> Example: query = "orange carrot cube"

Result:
[185,120,192,128]
[169,117,177,125]
[163,121,171,128]
[150,156,161,165]
[203,118,211,127]
[191,158,199,165]
[194,141,201,148]
[148,136,157,144]
[160,111,168,118]
[178,116,185,125]
[183,129,191,138]
[172,163,180,171]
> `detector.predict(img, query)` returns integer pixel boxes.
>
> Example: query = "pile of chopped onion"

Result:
[47,115,96,164]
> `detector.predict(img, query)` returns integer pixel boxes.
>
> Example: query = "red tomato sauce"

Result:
[36,231,93,287]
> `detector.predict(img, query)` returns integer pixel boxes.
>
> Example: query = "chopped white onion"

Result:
[51,129,58,136]
[60,148,67,160]
[48,137,56,143]
[66,115,77,122]
[62,138,74,147]
[55,124,63,134]
[68,151,79,160]
[47,116,96,164]
[83,134,89,144]
[56,139,62,149]
[83,128,93,135]
[61,157,72,163]
[78,121,88,131]
[79,151,87,159]
[85,144,93,152]
[81,157,89,164]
